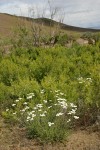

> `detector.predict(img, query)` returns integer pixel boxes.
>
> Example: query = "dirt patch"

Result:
[0,117,100,150]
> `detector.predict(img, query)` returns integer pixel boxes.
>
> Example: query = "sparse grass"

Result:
[0,116,100,150]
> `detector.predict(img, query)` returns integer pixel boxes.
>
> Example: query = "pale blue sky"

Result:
[0,0,100,28]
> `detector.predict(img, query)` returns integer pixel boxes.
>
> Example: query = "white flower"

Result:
[72,109,76,113]
[32,114,36,118]
[79,81,83,84]
[25,106,29,110]
[43,100,47,103]
[21,109,26,112]
[27,116,31,120]
[68,112,71,115]
[28,112,32,115]
[57,98,66,101]
[57,98,62,101]
[55,90,60,93]
[49,100,52,102]
[48,106,52,109]
[56,112,64,116]
[86,78,92,82]
[27,95,32,99]
[60,92,64,95]
[48,122,54,127]
[19,98,22,100]
[23,102,27,105]
[43,111,47,114]
[40,113,45,117]
[55,90,58,92]
[13,112,16,115]
[68,109,76,115]
[12,104,16,106]
[34,107,38,110]
[58,101,67,109]
[38,109,42,112]
[56,94,59,96]
[67,119,71,123]
[31,110,35,113]
[78,77,84,83]
[26,119,29,122]
[78,77,83,80]
[30,118,34,121]
[74,116,79,119]
[15,99,19,102]
[41,89,45,94]
[55,95,59,98]
[6,109,9,111]
[36,104,43,108]
[70,103,77,108]
[54,104,58,106]
[62,105,67,109]
[28,111,35,115]
[27,93,35,96]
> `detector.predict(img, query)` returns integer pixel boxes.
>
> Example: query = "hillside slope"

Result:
[0,13,100,38]
[0,13,18,37]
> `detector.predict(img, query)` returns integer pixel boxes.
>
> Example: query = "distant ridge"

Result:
[34,17,100,32]
[19,16,100,32]
[0,13,100,37]
[89,26,100,29]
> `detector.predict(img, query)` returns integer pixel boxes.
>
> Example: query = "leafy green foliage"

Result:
[0,39,100,141]
[3,90,79,142]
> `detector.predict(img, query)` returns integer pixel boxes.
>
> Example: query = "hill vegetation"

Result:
[0,13,100,37]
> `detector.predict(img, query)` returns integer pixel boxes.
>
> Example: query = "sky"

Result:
[0,0,100,28]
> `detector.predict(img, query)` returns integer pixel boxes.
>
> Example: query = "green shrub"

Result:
[4,89,79,142]
[10,78,40,98]
[57,34,68,46]
[0,40,100,141]
[0,82,12,109]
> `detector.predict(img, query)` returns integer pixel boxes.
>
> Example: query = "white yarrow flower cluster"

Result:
[40,113,45,117]
[15,99,19,102]
[41,89,45,94]
[5,89,79,131]
[19,98,22,100]
[74,116,79,119]
[48,106,52,109]
[6,109,9,111]
[23,102,28,105]
[36,104,43,108]
[67,119,71,123]
[78,77,92,84]
[27,93,35,99]
[26,111,36,122]
[68,109,76,115]
[13,112,17,115]
[27,95,33,99]
[57,98,68,109]
[43,100,47,103]
[12,104,16,106]
[48,122,54,127]
[70,103,77,108]
[56,112,64,116]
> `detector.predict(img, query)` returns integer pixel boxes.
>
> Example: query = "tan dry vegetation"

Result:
[0,13,17,37]
[0,13,86,39]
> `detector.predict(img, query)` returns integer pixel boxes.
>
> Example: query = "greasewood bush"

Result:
[0,42,100,141]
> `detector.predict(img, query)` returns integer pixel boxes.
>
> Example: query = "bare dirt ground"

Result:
[0,117,100,150]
